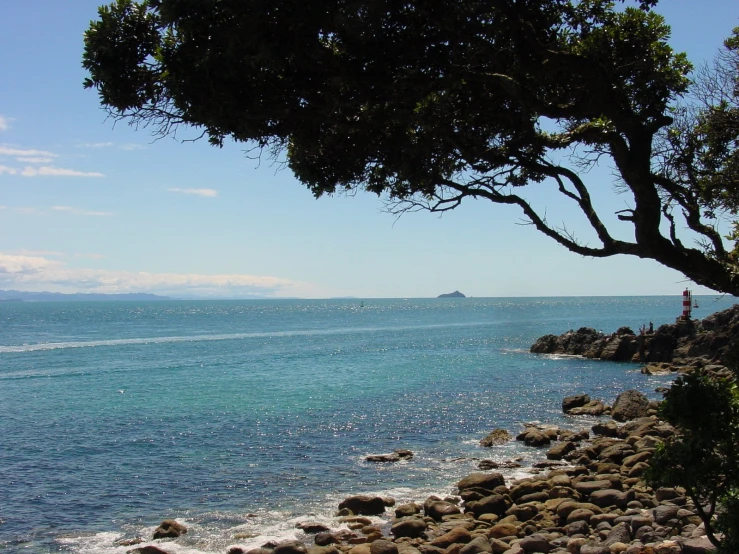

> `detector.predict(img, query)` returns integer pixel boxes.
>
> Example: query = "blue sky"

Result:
[0,1,737,299]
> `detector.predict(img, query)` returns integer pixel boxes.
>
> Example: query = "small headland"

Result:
[530,304,739,377]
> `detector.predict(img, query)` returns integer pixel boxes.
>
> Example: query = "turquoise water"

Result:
[0,296,735,553]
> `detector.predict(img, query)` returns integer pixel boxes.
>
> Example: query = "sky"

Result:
[0,1,737,299]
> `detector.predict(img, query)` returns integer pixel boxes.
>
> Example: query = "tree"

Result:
[647,343,739,551]
[82,0,739,294]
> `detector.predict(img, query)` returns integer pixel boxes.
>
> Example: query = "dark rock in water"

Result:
[568,400,606,416]
[611,390,650,422]
[152,519,187,539]
[365,449,414,462]
[477,459,499,470]
[115,537,145,547]
[394,502,422,517]
[338,495,387,515]
[562,394,590,413]
[480,429,511,447]
[437,290,466,298]
[531,304,739,369]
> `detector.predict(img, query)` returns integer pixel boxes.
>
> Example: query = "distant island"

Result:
[437,290,466,298]
[0,290,171,302]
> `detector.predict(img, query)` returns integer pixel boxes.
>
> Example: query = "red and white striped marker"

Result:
[682,288,692,320]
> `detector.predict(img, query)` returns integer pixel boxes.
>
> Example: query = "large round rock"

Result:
[611,390,650,422]
[152,519,187,539]
[338,495,387,516]
[457,472,505,492]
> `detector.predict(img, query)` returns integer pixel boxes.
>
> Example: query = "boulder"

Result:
[568,400,606,416]
[681,536,718,553]
[391,518,427,539]
[457,473,505,492]
[589,489,629,510]
[459,536,493,554]
[563,394,591,413]
[424,499,461,521]
[518,534,552,553]
[430,527,472,548]
[466,494,509,517]
[395,503,422,517]
[547,441,577,460]
[274,541,308,554]
[370,540,399,554]
[611,390,650,422]
[296,522,332,534]
[338,496,387,516]
[480,429,512,447]
[152,520,187,540]
[365,449,414,463]
[487,523,519,539]
[128,547,171,554]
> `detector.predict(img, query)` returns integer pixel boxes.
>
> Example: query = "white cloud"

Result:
[17,156,54,163]
[0,165,17,175]
[14,207,42,215]
[21,166,105,177]
[0,116,9,132]
[0,145,57,159]
[0,252,310,297]
[120,143,144,151]
[52,206,112,217]
[77,142,114,148]
[168,187,218,197]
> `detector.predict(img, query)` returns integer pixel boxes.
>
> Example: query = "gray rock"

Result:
[518,534,552,553]
[563,394,591,413]
[602,522,631,546]
[370,540,399,554]
[681,536,717,553]
[653,505,681,525]
[457,473,505,492]
[611,390,650,422]
[459,536,493,554]
[391,518,427,539]
[480,429,512,447]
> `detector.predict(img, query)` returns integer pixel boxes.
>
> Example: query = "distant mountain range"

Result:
[0,290,171,302]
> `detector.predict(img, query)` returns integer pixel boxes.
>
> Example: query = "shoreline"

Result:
[111,388,712,554]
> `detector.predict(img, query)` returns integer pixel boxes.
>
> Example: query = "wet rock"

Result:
[391,518,427,539]
[547,441,577,460]
[480,429,512,447]
[563,395,591,413]
[466,494,509,517]
[611,391,650,422]
[568,400,606,416]
[152,520,187,540]
[339,496,387,516]
[296,522,332,534]
[128,547,171,554]
[366,449,414,463]
[478,460,499,470]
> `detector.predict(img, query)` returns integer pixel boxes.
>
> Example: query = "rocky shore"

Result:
[530,304,739,377]
[124,387,716,554]
[120,309,739,554]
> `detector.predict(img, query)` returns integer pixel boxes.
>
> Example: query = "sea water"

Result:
[1,296,736,553]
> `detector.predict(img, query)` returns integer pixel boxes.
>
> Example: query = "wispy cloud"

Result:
[14,207,42,215]
[0,116,10,132]
[52,206,112,217]
[0,146,57,159]
[168,187,218,198]
[77,142,114,148]
[17,156,54,163]
[0,165,17,175]
[0,252,313,297]
[21,166,105,178]
[120,143,144,151]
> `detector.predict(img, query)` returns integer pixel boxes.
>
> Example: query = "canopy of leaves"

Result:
[83,0,739,295]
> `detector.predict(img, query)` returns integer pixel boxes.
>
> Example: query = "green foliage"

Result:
[82,0,739,295]
[648,347,739,550]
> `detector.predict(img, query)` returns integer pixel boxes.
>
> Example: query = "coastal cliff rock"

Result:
[530,304,739,370]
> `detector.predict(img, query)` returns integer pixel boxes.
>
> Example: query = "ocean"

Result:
[1,296,736,553]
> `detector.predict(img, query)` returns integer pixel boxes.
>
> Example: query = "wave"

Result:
[0,321,493,354]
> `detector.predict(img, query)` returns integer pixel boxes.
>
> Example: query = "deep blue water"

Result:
[0,296,735,553]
